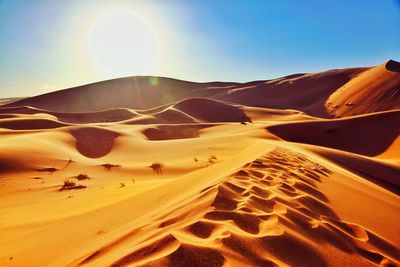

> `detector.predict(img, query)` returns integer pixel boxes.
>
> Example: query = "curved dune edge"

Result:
[74,148,399,266]
[0,99,250,125]
[0,106,138,124]
[307,146,400,195]
[267,110,400,157]
[326,60,400,117]
[173,98,252,123]
[0,118,67,130]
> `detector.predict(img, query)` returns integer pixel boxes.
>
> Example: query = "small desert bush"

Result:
[60,179,86,191]
[209,155,217,163]
[102,163,121,170]
[150,162,163,174]
[63,180,76,187]
[76,173,90,180]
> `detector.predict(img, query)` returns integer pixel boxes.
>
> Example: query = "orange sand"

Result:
[0,60,399,266]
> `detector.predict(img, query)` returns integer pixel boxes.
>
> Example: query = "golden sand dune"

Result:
[4,60,399,118]
[2,77,238,112]
[327,60,400,117]
[0,61,399,266]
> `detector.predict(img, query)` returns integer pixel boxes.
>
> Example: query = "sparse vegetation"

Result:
[102,163,121,170]
[120,182,125,187]
[209,155,218,163]
[150,162,163,174]
[60,179,86,191]
[76,173,90,180]
[194,157,199,162]
[63,180,75,187]
[62,159,73,170]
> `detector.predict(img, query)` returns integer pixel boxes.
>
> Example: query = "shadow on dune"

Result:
[0,118,67,130]
[69,127,120,158]
[173,98,252,123]
[310,148,400,195]
[142,124,212,141]
[268,110,400,157]
[386,59,400,72]
[0,105,137,124]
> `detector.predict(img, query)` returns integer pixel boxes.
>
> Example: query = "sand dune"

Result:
[1,61,399,266]
[327,60,400,117]
[268,110,400,157]
[173,98,251,123]
[4,60,400,118]
[0,117,67,130]
[2,77,238,112]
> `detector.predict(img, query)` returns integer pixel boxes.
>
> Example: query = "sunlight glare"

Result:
[88,10,159,77]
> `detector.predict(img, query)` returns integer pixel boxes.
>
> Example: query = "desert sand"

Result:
[0,60,399,266]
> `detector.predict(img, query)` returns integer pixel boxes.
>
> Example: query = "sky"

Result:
[0,0,399,97]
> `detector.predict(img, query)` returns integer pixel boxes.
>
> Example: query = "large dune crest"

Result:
[1,61,399,266]
[327,60,400,117]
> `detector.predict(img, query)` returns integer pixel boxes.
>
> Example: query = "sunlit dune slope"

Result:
[218,68,366,117]
[0,60,400,267]
[327,60,400,117]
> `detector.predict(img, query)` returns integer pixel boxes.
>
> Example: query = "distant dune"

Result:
[4,60,400,119]
[0,60,399,266]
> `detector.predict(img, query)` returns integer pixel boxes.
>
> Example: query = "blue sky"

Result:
[0,0,399,97]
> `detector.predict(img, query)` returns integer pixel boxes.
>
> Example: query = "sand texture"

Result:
[1,61,399,266]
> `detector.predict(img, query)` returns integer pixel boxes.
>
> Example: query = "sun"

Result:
[88,10,159,77]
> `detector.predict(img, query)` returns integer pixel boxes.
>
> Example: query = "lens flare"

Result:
[148,76,158,86]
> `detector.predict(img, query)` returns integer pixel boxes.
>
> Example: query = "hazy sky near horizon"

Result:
[0,0,399,97]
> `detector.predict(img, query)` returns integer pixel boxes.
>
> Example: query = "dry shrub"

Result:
[76,174,90,180]
[150,162,163,174]
[102,163,121,170]
[60,179,86,191]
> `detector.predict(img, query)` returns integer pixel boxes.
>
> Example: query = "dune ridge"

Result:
[327,60,400,117]
[0,60,399,266]
[77,148,400,266]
